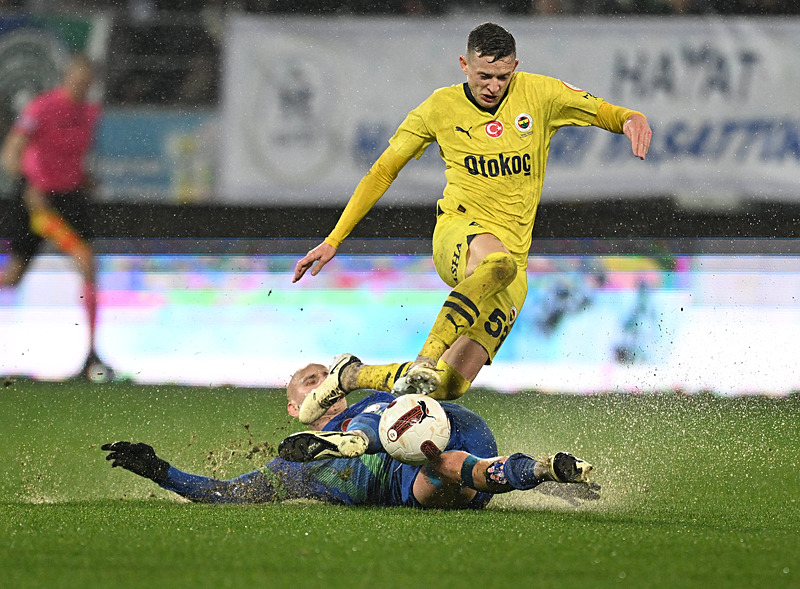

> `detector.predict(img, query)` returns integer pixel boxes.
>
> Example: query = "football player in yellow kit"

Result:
[293,22,652,424]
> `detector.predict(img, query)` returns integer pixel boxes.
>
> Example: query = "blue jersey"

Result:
[161,392,497,508]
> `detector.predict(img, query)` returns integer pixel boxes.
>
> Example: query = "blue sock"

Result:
[344,411,382,454]
[503,453,542,490]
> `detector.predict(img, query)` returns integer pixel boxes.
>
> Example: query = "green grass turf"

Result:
[1,380,798,588]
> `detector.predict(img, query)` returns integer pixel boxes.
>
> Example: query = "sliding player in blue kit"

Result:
[102,363,596,508]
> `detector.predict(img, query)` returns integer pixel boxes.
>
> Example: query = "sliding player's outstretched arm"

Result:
[102,441,276,503]
[292,146,411,283]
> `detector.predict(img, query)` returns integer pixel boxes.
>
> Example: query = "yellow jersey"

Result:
[389,72,605,261]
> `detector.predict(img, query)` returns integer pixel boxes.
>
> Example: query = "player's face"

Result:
[286,363,347,419]
[459,51,518,109]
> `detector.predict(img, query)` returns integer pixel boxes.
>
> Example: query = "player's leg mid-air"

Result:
[299,235,520,425]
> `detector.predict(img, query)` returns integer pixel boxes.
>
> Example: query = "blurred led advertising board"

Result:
[1,240,798,395]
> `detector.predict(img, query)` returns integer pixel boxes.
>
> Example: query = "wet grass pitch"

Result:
[1,381,798,588]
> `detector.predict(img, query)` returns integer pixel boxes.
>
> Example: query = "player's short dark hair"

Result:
[467,23,516,63]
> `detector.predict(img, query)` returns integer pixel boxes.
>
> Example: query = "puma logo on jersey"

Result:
[455,126,473,139]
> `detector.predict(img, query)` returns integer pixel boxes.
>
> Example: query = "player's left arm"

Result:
[592,101,652,160]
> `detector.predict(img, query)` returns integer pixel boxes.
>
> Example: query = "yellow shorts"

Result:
[431,212,528,362]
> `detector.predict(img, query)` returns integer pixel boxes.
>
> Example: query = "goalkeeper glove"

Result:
[102,441,170,484]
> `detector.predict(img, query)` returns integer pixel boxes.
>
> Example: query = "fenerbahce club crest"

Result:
[515,113,532,132]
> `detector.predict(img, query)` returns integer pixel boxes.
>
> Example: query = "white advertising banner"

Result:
[220,16,800,207]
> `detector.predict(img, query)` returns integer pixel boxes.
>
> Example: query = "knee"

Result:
[480,251,517,287]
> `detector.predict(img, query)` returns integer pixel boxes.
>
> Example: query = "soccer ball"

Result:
[378,394,451,465]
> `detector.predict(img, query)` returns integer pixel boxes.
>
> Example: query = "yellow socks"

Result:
[354,358,470,400]
[354,361,412,392]
[428,358,471,401]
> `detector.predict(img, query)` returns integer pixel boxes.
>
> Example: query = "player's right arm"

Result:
[292,146,412,282]
[102,441,277,503]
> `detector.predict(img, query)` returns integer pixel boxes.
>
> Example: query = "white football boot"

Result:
[298,354,361,424]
